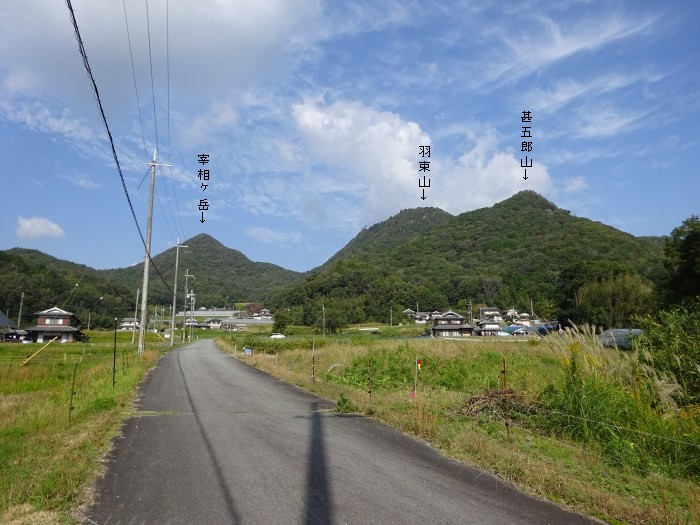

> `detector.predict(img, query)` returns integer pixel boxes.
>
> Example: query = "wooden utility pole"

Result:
[183,270,195,342]
[138,148,171,355]
[17,292,24,328]
[170,241,187,347]
[131,288,139,346]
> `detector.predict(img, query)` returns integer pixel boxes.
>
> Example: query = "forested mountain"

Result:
[266,191,666,328]
[0,249,134,328]
[99,233,303,307]
[1,191,668,330]
[322,207,453,268]
[0,234,302,329]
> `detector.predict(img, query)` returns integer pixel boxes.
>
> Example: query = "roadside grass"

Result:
[0,333,171,524]
[216,331,700,525]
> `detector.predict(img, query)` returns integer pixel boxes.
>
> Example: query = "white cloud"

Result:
[58,172,99,189]
[245,227,301,245]
[574,104,650,138]
[564,176,589,194]
[179,101,238,147]
[16,216,65,239]
[292,99,554,227]
[476,12,658,88]
[523,71,663,114]
[0,100,96,143]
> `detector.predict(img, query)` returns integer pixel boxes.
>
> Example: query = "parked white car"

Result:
[270,333,285,339]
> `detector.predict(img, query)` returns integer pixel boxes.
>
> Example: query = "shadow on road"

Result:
[177,348,242,523]
[304,402,334,525]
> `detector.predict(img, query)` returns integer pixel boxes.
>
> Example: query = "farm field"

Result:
[0,331,171,524]
[217,328,700,525]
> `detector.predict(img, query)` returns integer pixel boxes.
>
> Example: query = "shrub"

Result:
[634,301,700,405]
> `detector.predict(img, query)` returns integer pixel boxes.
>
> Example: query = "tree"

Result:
[664,215,700,304]
[272,308,290,332]
[575,273,653,327]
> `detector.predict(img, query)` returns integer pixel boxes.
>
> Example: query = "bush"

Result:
[635,301,700,404]
[336,393,357,413]
[540,342,700,478]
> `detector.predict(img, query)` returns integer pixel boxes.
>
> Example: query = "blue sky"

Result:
[1,0,698,272]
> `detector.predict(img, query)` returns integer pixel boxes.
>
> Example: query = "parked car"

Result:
[270,333,285,339]
[598,329,643,349]
[496,331,512,336]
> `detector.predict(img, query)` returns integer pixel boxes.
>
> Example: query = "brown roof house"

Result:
[26,307,85,343]
[432,310,474,338]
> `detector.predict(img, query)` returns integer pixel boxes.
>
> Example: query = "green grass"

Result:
[216,328,700,525]
[0,333,173,524]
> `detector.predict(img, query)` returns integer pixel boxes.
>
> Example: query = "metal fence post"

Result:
[68,361,79,424]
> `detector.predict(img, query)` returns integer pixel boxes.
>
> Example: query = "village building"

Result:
[119,318,139,331]
[25,307,85,343]
[431,310,474,338]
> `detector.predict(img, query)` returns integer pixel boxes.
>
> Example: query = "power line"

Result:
[145,0,159,150]
[166,0,186,241]
[121,0,148,160]
[155,176,176,242]
[64,0,175,299]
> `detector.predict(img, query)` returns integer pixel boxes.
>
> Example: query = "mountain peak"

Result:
[496,190,558,211]
[322,206,453,267]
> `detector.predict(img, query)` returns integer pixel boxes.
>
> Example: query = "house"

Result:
[0,310,28,342]
[504,308,518,319]
[235,323,248,332]
[432,310,474,337]
[259,308,272,319]
[476,319,501,336]
[221,317,238,330]
[25,307,85,343]
[119,318,139,331]
[203,318,222,330]
[478,307,503,322]
[514,312,532,327]
[414,312,432,324]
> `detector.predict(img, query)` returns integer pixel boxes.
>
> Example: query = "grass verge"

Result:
[216,334,699,525]
[0,332,171,524]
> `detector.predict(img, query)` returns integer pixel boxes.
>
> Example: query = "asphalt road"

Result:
[87,339,598,525]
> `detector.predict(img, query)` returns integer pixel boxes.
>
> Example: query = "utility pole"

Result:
[189,289,196,341]
[390,305,393,327]
[17,292,24,328]
[183,270,195,342]
[131,288,139,346]
[138,148,171,356]
[170,241,187,347]
[322,303,325,336]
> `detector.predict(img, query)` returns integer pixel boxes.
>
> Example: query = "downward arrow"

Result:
[421,189,426,200]
[200,212,205,223]
[523,169,528,180]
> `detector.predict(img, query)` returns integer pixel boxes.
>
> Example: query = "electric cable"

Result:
[64,0,175,299]
[122,0,148,160]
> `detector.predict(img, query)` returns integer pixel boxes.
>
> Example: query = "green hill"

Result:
[0,248,134,328]
[0,191,668,330]
[0,234,303,329]
[98,233,303,308]
[266,191,666,326]
[322,207,453,268]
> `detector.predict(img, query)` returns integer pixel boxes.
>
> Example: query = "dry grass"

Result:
[216,335,699,525]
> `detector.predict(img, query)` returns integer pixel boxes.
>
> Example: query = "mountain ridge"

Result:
[1,191,667,328]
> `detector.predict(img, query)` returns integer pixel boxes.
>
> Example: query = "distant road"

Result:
[87,339,598,525]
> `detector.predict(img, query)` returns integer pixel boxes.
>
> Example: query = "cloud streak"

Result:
[16,216,65,239]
